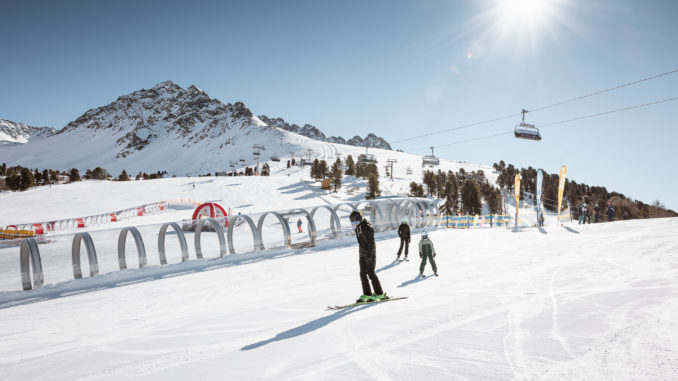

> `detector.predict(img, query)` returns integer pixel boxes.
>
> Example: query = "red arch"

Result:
[192,202,229,227]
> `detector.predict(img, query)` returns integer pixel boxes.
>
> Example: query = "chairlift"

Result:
[406,166,413,175]
[270,152,280,162]
[514,109,541,141]
[422,146,439,167]
[357,147,377,164]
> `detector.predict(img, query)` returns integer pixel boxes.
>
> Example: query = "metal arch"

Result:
[195,218,227,259]
[20,238,44,291]
[430,199,441,226]
[380,199,403,228]
[158,222,189,264]
[355,200,385,229]
[332,202,358,214]
[118,227,147,270]
[400,199,425,228]
[310,205,341,238]
[291,208,317,246]
[286,208,317,247]
[227,214,260,254]
[415,199,433,227]
[256,211,292,250]
[72,232,99,279]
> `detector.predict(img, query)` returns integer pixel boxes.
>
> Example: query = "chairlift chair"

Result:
[270,153,280,162]
[421,146,440,167]
[357,146,378,164]
[514,109,541,141]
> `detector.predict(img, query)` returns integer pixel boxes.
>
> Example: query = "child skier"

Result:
[418,233,438,277]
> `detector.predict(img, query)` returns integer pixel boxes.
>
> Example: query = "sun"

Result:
[495,0,557,33]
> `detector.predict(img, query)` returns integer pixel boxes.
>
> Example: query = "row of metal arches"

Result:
[18,198,439,291]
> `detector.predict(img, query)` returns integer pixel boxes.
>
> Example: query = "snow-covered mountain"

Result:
[0,81,391,174]
[258,115,392,150]
[0,118,56,146]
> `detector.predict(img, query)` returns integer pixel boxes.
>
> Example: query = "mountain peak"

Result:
[152,80,181,91]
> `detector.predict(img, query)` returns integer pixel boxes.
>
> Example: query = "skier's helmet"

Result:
[402,219,407,223]
[421,233,428,239]
[349,211,362,223]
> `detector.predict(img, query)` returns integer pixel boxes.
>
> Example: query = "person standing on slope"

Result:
[418,233,438,277]
[397,219,411,260]
[349,211,387,302]
[297,218,303,233]
[606,204,616,222]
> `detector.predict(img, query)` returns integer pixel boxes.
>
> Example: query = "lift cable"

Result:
[409,95,678,151]
[391,68,678,145]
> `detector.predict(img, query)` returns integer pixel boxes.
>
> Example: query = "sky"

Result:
[1,0,677,210]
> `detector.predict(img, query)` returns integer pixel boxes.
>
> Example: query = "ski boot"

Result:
[373,293,388,301]
[356,294,375,303]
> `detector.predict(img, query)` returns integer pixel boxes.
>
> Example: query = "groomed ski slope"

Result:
[1,217,677,380]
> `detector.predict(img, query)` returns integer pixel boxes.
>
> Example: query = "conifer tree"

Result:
[330,159,343,192]
[366,173,381,200]
[461,178,481,215]
[345,155,355,176]
[118,170,130,181]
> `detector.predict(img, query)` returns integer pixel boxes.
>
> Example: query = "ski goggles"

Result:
[351,220,360,226]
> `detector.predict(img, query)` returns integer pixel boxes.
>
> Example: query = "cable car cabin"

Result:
[514,123,541,141]
[421,155,439,167]
[357,153,378,164]
[270,153,280,162]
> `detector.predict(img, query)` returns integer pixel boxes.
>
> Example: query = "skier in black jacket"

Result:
[397,219,411,260]
[350,211,386,302]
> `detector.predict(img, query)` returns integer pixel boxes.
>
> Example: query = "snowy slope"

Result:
[0,217,676,380]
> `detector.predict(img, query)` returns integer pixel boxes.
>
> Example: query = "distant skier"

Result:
[349,211,386,302]
[297,218,303,233]
[593,204,600,223]
[538,212,544,227]
[418,233,438,277]
[396,219,410,260]
[578,204,587,225]
[606,204,616,222]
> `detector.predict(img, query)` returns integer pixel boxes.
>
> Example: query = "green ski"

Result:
[326,296,408,310]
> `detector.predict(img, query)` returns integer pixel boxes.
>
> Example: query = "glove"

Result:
[433,254,436,257]
[419,253,423,258]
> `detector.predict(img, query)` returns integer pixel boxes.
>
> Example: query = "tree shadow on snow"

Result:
[241,303,374,351]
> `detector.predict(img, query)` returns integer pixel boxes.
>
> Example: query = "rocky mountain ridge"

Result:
[257,115,392,150]
[0,119,56,146]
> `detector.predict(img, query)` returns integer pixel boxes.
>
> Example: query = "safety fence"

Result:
[0,197,440,292]
[441,214,512,228]
[1,201,179,237]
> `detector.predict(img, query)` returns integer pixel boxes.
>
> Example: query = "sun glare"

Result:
[496,0,556,32]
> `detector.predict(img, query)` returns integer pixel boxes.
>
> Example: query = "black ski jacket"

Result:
[355,220,376,258]
[398,223,410,240]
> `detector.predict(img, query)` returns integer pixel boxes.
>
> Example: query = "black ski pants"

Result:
[397,238,410,257]
[359,255,383,296]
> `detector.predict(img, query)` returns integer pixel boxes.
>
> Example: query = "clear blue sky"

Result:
[2,0,677,210]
